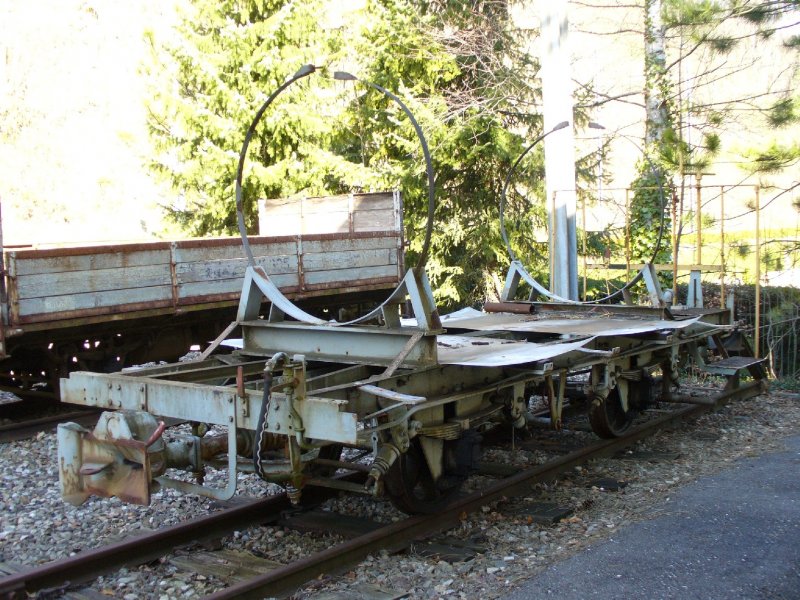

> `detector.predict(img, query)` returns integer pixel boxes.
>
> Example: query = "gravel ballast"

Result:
[0,388,797,599]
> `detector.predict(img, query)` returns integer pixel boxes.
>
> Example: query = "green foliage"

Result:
[706,35,736,52]
[738,2,773,25]
[145,0,547,309]
[745,141,800,174]
[628,163,673,264]
[664,0,724,27]
[657,0,799,177]
[343,1,546,308]
[144,0,355,236]
[731,241,751,258]
[703,131,721,153]
[767,97,798,127]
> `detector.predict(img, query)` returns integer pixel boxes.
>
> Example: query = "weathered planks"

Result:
[304,264,399,287]
[3,192,404,328]
[17,286,174,318]
[259,191,401,237]
[8,245,172,276]
[16,264,172,299]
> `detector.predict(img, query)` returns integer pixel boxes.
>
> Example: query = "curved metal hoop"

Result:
[234,65,437,326]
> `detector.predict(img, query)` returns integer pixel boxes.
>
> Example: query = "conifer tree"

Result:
[145,0,549,307]
[144,0,354,236]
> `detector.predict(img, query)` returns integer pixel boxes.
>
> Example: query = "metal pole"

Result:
[540,0,578,300]
[625,188,631,281]
[695,173,702,265]
[755,185,761,357]
[719,186,725,308]
[582,194,587,301]
[549,192,556,293]
[672,187,678,304]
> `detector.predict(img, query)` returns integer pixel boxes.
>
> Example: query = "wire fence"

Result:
[732,284,800,380]
[565,182,800,380]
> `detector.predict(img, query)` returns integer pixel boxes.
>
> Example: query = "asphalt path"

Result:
[502,434,800,600]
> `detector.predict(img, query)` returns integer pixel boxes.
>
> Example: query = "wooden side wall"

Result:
[4,192,404,327]
[259,191,401,237]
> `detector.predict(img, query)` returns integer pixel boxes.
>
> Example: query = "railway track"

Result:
[0,483,345,598]
[0,397,99,443]
[0,379,764,599]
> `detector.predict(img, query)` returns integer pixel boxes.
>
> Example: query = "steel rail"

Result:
[0,484,345,598]
[206,379,766,600]
[0,409,99,443]
[0,380,764,598]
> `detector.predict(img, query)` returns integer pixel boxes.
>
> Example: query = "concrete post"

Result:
[539,0,578,300]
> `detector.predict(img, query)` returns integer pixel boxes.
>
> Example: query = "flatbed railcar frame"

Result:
[53,67,766,515]
[56,265,766,514]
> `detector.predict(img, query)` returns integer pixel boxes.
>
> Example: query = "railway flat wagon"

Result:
[51,68,767,518]
[55,268,767,514]
[0,192,403,399]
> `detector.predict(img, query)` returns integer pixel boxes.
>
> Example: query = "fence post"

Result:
[755,185,761,357]
[0,198,6,359]
[719,186,725,309]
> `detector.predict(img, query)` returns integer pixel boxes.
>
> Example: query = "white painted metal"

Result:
[687,270,704,308]
[539,0,579,300]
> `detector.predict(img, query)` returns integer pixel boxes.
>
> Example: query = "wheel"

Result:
[628,374,658,410]
[384,439,464,515]
[588,387,633,438]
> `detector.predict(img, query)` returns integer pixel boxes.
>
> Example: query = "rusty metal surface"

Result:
[441,311,710,337]
[59,412,165,506]
[175,276,400,306]
[176,230,400,249]
[531,302,674,319]
[0,495,290,597]
[5,233,401,329]
[483,301,535,314]
[14,298,176,325]
[2,231,400,261]
[7,278,397,330]
[5,240,174,259]
[0,473,361,597]
[0,409,98,443]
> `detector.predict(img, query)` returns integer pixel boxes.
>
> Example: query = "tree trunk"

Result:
[644,0,669,150]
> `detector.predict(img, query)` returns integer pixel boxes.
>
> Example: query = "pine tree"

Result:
[144,0,355,236]
[145,0,550,308]
[339,0,544,305]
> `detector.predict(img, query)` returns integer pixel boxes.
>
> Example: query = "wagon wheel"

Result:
[588,387,633,439]
[384,439,463,515]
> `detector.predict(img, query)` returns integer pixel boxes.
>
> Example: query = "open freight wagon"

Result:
[0,192,403,399]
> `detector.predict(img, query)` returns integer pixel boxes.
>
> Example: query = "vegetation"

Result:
[145,0,550,309]
[576,1,799,296]
[143,0,797,309]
